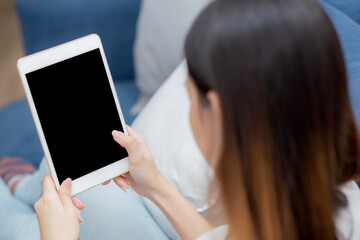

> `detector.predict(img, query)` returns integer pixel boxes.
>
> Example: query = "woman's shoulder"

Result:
[336,181,360,240]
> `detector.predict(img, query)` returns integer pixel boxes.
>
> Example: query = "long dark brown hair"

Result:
[185,0,360,239]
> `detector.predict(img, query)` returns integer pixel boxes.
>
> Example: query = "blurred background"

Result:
[0,0,24,108]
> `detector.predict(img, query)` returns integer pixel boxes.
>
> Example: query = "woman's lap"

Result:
[0,178,40,240]
[1,157,169,239]
[78,182,169,239]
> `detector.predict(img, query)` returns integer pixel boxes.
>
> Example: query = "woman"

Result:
[35,0,360,239]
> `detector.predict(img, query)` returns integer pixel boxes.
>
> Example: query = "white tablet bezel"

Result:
[17,34,129,196]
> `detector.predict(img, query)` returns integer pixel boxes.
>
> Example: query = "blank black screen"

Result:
[26,49,127,183]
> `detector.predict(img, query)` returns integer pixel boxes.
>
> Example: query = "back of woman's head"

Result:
[185,0,360,239]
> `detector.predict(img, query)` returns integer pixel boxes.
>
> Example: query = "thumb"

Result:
[58,178,73,205]
[112,130,137,153]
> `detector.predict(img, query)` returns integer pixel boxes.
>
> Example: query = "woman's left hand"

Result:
[34,176,85,240]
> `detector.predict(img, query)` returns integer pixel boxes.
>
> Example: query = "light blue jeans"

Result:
[0,158,169,240]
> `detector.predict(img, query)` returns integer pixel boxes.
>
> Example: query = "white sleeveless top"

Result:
[197,181,360,240]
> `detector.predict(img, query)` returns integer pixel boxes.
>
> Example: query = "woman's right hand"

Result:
[110,126,163,199]
[110,126,213,240]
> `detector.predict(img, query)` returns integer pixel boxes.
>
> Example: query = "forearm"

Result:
[148,175,213,240]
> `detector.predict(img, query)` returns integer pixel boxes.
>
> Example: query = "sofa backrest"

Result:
[320,1,360,128]
[16,0,141,81]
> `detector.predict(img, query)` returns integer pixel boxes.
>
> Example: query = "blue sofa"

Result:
[0,0,141,168]
[0,0,359,190]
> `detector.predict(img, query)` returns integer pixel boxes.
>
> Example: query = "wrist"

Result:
[146,172,170,203]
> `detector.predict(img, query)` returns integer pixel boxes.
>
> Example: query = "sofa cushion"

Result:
[16,0,141,81]
[133,0,212,111]
[320,1,360,127]
[322,0,360,25]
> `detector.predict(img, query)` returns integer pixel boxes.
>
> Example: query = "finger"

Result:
[126,126,147,147]
[122,172,131,178]
[58,178,74,206]
[76,208,83,224]
[112,130,137,153]
[42,176,58,196]
[113,176,129,193]
[126,126,146,144]
[58,178,72,196]
[126,125,139,137]
[122,172,135,185]
[123,177,131,186]
[41,176,62,206]
[102,180,111,185]
[72,196,85,210]
[121,173,132,186]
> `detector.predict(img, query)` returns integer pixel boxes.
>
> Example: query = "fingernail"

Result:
[112,130,124,140]
[121,185,128,193]
[62,178,72,189]
[80,215,84,223]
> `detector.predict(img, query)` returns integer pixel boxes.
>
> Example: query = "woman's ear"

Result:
[206,90,223,169]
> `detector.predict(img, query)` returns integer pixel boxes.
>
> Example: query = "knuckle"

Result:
[43,194,55,204]
[139,134,146,142]
[134,138,142,147]
[128,137,137,147]
[129,136,136,143]
[34,200,40,212]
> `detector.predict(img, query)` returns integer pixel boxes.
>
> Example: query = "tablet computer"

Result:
[17,34,129,196]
